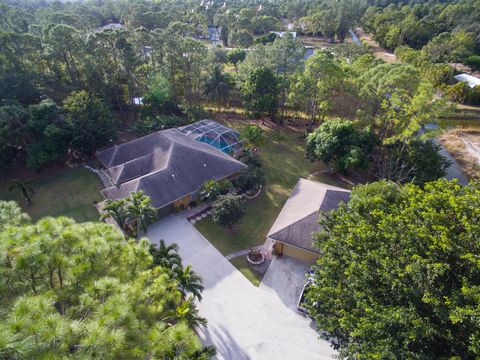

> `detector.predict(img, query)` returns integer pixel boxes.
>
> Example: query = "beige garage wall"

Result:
[282,244,319,264]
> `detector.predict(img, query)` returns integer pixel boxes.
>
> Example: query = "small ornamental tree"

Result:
[211,194,246,231]
[241,68,279,119]
[233,166,266,193]
[307,180,480,359]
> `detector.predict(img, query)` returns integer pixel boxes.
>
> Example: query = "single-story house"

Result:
[454,73,480,88]
[96,125,246,218]
[267,178,351,263]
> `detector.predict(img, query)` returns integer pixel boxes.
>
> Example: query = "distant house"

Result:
[267,178,350,263]
[270,31,297,39]
[454,73,480,88]
[97,125,246,218]
[93,23,125,32]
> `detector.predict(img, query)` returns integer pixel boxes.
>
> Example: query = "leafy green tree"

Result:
[240,124,265,149]
[308,180,480,359]
[0,215,208,359]
[229,29,253,48]
[241,68,279,119]
[233,166,266,193]
[306,119,375,173]
[289,52,344,126]
[378,139,451,184]
[227,49,246,72]
[8,180,34,205]
[465,55,480,71]
[204,66,233,108]
[211,194,247,231]
[254,32,279,45]
[127,190,158,238]
[26,99,71,170]
[63,90,115,156]
[0,201,30,231]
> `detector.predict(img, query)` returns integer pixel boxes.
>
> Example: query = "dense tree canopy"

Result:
[0,202,210,359]
[306,118,375,173]
[308,180,480,359]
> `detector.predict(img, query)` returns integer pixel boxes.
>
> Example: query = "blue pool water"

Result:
[197,136,232,154]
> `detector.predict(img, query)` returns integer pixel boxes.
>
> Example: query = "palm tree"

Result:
[149,240,182,270]
[174,265,204,301]
[204,65,233,109]
[127,191,157,238]
[192,345,217,359]
[8,180,34,205]
[240,124,265,149]
[100,199,128,232]
[174,296,207,328]
[199,179,222,203]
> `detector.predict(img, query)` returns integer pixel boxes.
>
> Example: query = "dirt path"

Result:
[354,27,398,63]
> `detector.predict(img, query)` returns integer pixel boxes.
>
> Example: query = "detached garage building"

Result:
[267,178,350,263]
[96,126,246,218]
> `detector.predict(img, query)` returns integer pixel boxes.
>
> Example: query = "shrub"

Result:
[132,115,183,135]
[211,194,246,230]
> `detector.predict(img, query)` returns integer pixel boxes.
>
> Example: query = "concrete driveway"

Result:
[260,256,311,309]
[148,215,336,360]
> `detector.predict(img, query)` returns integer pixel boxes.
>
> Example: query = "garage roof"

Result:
[267,178,350,254]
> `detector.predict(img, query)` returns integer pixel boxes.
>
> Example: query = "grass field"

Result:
[195,119,346,256]
[0,167,103,222]
[230,256,264,286]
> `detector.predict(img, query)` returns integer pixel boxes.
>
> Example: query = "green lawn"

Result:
[195,120,346,256]
[230,256,264,286]
[0,167,103,222]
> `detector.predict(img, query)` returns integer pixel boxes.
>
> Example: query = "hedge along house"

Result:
[96,126,246,218]
[267,178,351,263]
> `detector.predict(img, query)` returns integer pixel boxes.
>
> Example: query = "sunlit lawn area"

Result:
[195,119,346,256]
[0,167,103,222]
[230,256,263,287]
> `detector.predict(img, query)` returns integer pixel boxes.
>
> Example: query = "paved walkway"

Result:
[147,215,336,360]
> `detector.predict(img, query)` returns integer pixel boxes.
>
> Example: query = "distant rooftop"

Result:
[454,73,480,88]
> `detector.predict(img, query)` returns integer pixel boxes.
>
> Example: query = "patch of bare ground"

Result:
[439,128,480,179]
[354,27,398,63]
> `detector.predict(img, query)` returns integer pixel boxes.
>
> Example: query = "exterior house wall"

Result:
[174,194,192,210]
[273,240,319,263]
[157,203,174,218]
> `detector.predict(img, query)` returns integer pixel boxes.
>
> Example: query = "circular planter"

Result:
[244,185,263,199]
[247,251,265,265]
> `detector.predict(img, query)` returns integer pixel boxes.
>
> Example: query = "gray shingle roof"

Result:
[97,128,246,209]
[267,179,350,253]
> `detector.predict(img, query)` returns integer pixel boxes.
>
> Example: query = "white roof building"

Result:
[454,73,480,88]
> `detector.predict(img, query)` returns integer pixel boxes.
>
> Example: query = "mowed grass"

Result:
[230,256,263,287]
[0,167,103,222]
[195,120,344,256]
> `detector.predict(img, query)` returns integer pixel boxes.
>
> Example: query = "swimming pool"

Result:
[196,135,233,154]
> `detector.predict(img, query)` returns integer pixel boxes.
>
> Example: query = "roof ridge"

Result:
[268,210,319,241]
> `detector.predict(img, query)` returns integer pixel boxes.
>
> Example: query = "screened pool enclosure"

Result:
[178,120,244,155]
